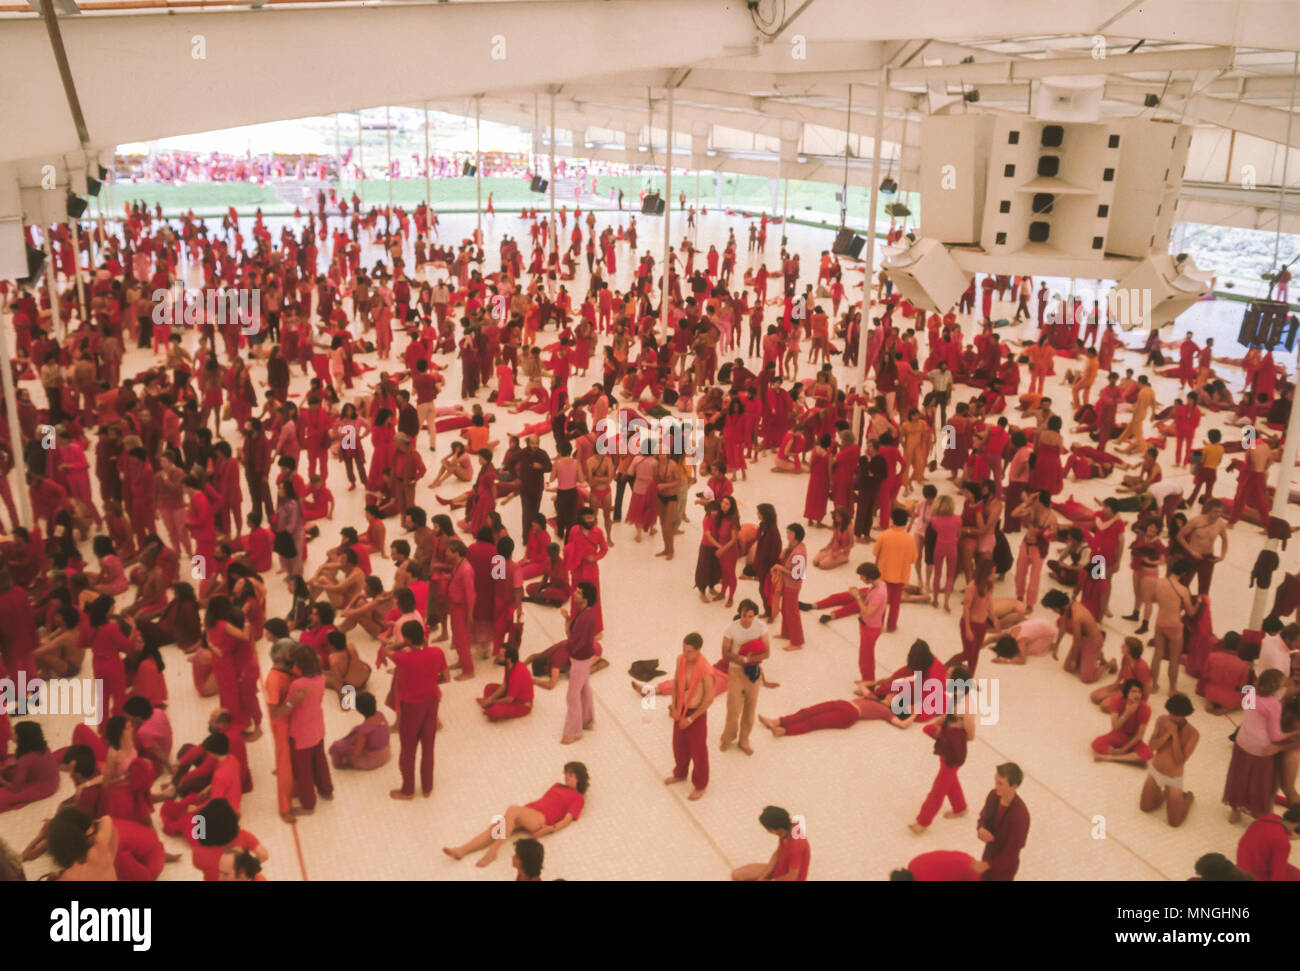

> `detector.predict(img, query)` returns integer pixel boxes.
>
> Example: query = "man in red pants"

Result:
[664,632,715,801]
[1228,437,1278,526]
[445,540,475,680]
[911,709,971,834]
[389,619,446,800]
[852,563,887,681]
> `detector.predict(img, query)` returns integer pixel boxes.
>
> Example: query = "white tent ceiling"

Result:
[6,0,1300,230]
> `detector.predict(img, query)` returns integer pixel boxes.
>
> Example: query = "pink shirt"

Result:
[555,458,581,490]
[288,674,326,748]
[930,514,962,552]
[860,582,888,630]
[1237,696,1285,757]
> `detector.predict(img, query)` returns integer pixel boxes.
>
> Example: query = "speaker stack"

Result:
[831,227,865,259]
[641,193,664,215]
[1238,300,1298,351]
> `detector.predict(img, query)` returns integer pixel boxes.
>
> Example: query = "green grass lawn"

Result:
[107,173,918,229]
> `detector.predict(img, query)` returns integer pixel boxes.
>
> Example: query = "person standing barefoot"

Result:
[664,633,714,800]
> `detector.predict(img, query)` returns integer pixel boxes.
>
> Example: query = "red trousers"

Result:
[859,621,882,681]
[671,712,709,790]
[885,581,904,632]
[780,586,804,645]
[305,446,328,480]
[813,591,859,620]
[916,761,967,826]
[780,700,859,735]
[238,661,263,730]
[1230,468,1269,524]
[481,684,530,721]
[449,603,473,675]
[397,696,439,795]
[947,620,987,675]
[290,740,333,809]
[1091,731,1153,761]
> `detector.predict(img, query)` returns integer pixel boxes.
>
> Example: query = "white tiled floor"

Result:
[1,208,1292,881]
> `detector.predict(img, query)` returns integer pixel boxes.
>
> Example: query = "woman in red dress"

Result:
[1028,415,1065,497]
[802,433,831,526]
[715,495,741,609]
[723,398,749,482]
[366,409,397,493]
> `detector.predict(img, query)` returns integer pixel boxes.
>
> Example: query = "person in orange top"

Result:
[664,632,715,801]
[731,805,810,881]
[873,508,918,632]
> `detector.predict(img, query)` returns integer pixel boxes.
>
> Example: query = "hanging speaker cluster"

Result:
[462,161,477,177]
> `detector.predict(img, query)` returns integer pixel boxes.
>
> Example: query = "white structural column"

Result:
[660,83,675,337]
[357,109,363,198]
[855,69,889,433]
[549,91,556,254]
[68,213,86,321]
[42,227,62,338]
[424,102,431,209]
[386,105,393,213]
[0,287,32,526]
[475,96,483,240]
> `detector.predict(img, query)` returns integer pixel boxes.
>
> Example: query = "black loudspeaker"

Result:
[1031,193,1054,215]
[529,176,542,191]
[533,178,548,194]
[462,161,476,177]
[1240,300,1298,351]
[1028,221,1051,243]
[654,197,665,215]
[831,228,865,259]
[879,177,898,194]
[87,177,102,197]
[66,194,88,218]
[18,245,45,287]
[1041,125,1064,148]
[1036,156,1059,178]
[641,193,664,215]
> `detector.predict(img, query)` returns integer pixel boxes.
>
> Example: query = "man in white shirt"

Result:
[719,599,771,755]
